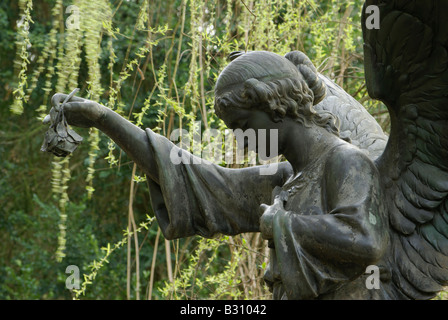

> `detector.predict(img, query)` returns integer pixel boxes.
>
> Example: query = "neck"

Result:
[280,119,340,174]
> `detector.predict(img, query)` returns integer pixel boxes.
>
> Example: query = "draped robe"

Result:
[145,129,395,299]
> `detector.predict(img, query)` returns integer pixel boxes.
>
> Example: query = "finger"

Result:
[51,93,84,108]
[51,94,66,110]
[62,101,86,112]
[278,190,288,203]
[259,203,269,216]
[64,101,100,116]
[273,196,282,206]
[43,114,51,124]
[274,192,287,208]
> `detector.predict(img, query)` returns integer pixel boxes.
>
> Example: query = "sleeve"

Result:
[145,129,292,240]
[268,147,389,299]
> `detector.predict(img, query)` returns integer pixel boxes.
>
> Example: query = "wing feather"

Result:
[401,235,444,291]
[363,0,448,299]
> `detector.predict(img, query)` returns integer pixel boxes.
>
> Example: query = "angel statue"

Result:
[43,0,448,299]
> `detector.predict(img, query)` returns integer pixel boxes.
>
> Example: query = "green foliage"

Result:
[0,195,98,299]
[2,0,446,300]
[160,236,247,300]
[72,215,155,299]
[10,0,33,115]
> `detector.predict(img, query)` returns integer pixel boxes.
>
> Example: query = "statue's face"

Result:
[218,103,282,156]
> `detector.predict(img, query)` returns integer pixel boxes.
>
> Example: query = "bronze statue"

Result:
[43,0,448,299]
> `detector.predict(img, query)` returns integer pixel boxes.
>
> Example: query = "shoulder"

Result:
[324,143,379,180]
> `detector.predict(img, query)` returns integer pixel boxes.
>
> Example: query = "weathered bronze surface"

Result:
[43,1,448,299]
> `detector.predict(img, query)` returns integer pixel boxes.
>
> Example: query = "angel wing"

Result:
[362,0,448,299]
[314,75,388,161]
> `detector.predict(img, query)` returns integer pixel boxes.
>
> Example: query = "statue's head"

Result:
[214,51,339,138]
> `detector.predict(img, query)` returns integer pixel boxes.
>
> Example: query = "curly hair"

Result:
[214,51,340,136]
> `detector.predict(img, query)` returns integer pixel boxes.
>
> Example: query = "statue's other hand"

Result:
[43,93,106,128]
[259,195,286,241]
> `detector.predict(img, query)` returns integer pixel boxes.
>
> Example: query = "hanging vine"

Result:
[77,0,112,198]
[11,0,34,115]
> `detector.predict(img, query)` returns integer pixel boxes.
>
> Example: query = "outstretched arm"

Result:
[48,93,159,183]
[95,106,159,183]
[47,93,293,239]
